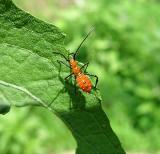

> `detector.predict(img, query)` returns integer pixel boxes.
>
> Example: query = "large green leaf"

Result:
[0,0,126,153]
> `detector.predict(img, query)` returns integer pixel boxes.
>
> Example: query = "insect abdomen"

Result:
[76,74,92,93]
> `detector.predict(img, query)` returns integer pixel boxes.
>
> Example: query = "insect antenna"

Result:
[73,27,94,60]
[52,52,69,62]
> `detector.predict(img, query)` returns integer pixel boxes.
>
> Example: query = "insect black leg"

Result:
[57,60,70,68]
[65,73,73,80]
[68,52,74,59]
[80,62,89,73]
[56,60,71,77]
[52,51,69,62]
[86,73,98,88]
[56,60,72,85]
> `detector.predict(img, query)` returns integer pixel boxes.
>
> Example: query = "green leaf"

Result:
[0,0,126,153]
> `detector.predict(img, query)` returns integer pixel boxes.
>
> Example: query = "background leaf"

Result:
[0,0,126,153]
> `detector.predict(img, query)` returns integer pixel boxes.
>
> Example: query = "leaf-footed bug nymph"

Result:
[53,28,98,93]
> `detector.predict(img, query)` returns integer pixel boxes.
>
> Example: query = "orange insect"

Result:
[53,28,98,93]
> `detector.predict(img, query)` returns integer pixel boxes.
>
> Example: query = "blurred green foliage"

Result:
[1,0,160,153]
[0,107,76,154]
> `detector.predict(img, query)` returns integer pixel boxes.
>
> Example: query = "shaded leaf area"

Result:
[0,0,126,153]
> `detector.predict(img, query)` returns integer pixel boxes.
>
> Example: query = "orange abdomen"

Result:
[76,74,92,93]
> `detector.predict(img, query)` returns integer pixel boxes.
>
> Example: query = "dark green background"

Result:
[0,0,160,154]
